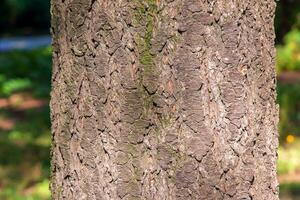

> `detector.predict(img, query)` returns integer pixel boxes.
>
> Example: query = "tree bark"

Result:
[50,0,279,199]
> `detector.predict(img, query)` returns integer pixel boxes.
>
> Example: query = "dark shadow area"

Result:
[0,0,50,37]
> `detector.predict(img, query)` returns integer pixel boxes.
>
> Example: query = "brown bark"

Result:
[50,0,279,199]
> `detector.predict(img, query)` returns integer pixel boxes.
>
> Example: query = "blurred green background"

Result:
[1,0,300,199]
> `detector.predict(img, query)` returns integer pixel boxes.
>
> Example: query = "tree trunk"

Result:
[50,0,279,199]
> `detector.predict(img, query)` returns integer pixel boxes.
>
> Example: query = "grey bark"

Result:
[50,0,279,199]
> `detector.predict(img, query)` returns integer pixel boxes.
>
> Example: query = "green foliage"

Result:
[2,78,32,95]
[275,1,300,44]
[0,105,51,199]
[0,47,51,199]
[0,46,52,97]
[278,145,300,175]
[277,82,300,141]
[280,182,300,199]
[6,0,29,13]
[277,29,300,73]
[0,179,50,200]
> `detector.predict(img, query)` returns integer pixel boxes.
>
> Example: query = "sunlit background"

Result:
[0,1,300,199]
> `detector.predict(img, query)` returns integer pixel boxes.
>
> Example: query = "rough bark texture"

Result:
[50,0,279,199]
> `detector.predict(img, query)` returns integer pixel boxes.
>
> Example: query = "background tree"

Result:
[50,0,278,199]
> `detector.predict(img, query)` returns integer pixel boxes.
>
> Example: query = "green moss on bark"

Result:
[133,0,158,116]
[134,0,157,73]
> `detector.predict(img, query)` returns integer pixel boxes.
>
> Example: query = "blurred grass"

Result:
[280,182,300,200]
[277,29,300,73]
[277,82,300,142]
[278,140,300,175]
[0,46,51,200]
